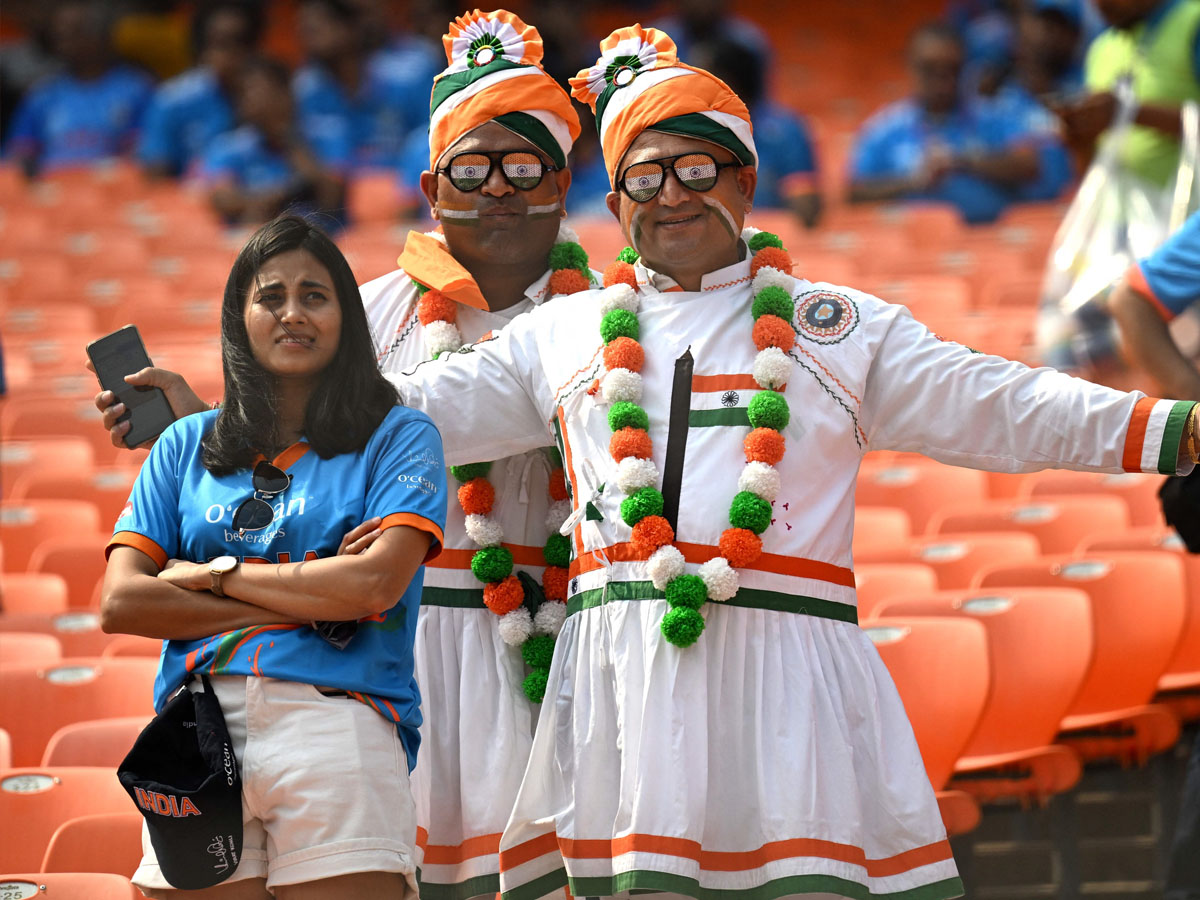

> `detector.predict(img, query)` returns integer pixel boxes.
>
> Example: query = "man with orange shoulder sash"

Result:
[387,25,1200,900]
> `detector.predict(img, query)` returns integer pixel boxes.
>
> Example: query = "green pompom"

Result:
[661,607,705,647]
[747,390,790,430]
[522,667,550,702]
[607,401,649,433]
[748,231,784,252]
[548,241,590,275]
[547,446,563,468]
[665,574,707,610]
[450,461,492,483]
[620,487,663,527]
[751,286,795,322]
[521,633,556,668]
[617,247,640,264]
[471,545,513,582]
[414,282,430,295]
[729,491,773,534]
[544,532,572,568]
[600,308,639,343]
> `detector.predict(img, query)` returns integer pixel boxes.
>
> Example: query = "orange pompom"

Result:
[744,427,785,465]
[753,314,794,351]
[602,336,644,373]
[603,261,638,288]
[417,289,456,325]
[542,565,569,601]
[549,268,591,296]
[750,246,794,277]
[610,426,653,461]
[719,527,763,568]
[630,515,675,558]
[548,467,568,501]
[483,575,524,615]
[457,477,495,516]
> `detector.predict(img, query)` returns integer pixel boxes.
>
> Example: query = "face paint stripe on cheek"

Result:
[626,206,645,255]
[702,195,739,240]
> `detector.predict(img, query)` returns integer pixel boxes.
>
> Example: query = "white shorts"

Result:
[132,675,419,896]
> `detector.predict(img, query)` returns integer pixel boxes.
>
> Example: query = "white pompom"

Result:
[753,347,792,390]
[545,499,572,533]
[555,224,580,245]
[497,607,534,646]
[616,456,658,493]
[601,368,643,404]
[699,557,739,601]
[424,229,447,245]
[464,514,504,547]
[752,267,795,296]
[741,225,762,242]
[738,461,781,502]
[647,544,685,590]
[534,600,567,637]
[598,283,639,315]
[424,319,463,356]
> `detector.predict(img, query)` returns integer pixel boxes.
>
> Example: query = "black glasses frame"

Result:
[436,150,559,193]
[618,152,743,203]
[232,461,293,534]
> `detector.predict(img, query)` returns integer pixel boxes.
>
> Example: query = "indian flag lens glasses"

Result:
[443,151,553,192]
[620,152,740,203]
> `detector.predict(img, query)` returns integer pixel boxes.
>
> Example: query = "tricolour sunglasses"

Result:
[232,460,292,534]
[618,152,742,203]
[437,150,557,193]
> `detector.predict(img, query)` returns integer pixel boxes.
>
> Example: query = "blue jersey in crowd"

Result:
[137,67,235,177]
[748,101,819,209]
[986,84,1073,202]
[1130,212,1200,319]
[849,97,1039,224]
[4,65,153,171]
[108,405,447,770]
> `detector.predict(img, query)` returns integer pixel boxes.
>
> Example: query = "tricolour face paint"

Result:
[701,195,739,241]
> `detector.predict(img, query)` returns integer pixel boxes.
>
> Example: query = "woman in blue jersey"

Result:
[101,215,446,900]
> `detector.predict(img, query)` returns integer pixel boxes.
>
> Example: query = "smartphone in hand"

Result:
[86,325,176,448]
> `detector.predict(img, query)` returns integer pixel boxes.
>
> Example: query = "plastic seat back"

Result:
[0,632,63,668]
[0,872,139,900]
[41,716,151,768]
[0,501,102,572]
[855,562,938,622]
[852,505,912,555]
[28,533,114,610]
[929,495,1131,554]
[856,459,988,533]
[1019,470,1166,528]
[0,438,94,500]
[41,811,144,877]
[14,469,138,533]
[0,573,70,615]
[857,532,1041,589]
[0,612,127,658]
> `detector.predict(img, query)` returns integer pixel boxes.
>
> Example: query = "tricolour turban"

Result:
[428,9,581,172]
[569,25,758,188]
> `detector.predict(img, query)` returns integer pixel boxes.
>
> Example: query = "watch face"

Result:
[211,555,238,574]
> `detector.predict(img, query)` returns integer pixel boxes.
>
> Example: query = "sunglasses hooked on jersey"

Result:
[232,461,292,534]
[619,152,743,203]
[439,150,558,193]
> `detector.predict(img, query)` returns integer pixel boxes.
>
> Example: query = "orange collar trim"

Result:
[253,442,309,470]
[397,231,489,311]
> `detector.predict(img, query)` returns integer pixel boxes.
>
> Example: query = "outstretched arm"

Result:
[1110,279,1200,401]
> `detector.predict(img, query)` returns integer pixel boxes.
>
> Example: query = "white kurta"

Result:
[391,248,1194,900]
[361,266,560,900]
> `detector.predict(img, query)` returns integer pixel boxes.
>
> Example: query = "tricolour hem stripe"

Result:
[566,580,858,624]
[1123,398,1195,474]
[1156,401,1194,475]
[418,872,501,900]
[502,867,569,900]
[569,542,856,586]
[422,586,486,608]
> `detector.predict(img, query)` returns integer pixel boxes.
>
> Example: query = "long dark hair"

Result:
[201,215,397,474]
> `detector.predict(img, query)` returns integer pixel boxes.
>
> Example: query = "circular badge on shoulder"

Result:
[796,291,857,344]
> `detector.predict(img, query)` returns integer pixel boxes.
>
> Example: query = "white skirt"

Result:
[499,596,963,900]
[413,603,538,900]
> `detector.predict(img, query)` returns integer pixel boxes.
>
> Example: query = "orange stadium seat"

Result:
[0,728,10,769]
[41,811,144,878]
[14,469,138,532]
[856,458,988,533]
[2,302,100,339]
[929,494,1131,554]
[877,588,1090,802]
[856,275,970,334]
[976,551,1186,763]
[0,872,140,900]
[1017,470,1166,529]
[0,632,63,668]
[0,612,130,658]
[0,500,102,572]
[976,271,1043,311]
[0,574,70,616]
[5,328,106,376]
[852,506,912,555]
[854,562,938,621]
[0,658,157,767]
[2,398,139,466]
[28,533,114,610]
[41,717,150,769]
[100,635,162,658]
[0,767,134,873]
[856,532,1041,589]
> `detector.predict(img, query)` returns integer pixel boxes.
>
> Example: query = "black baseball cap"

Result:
[117,674,244,889]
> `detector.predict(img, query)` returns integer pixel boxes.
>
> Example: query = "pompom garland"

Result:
[548,468,569,501]
[497,607,534,645]
[548,241,590,274]
[464,514,504,547]
[549,268,591,296]
[483,575,524,614]
[458,478,495,516]
[534,599,567,636]
[471,545,514,582]
[450,462,492,482]
[425,319,463,356]
[617,247,640,264]
[417,290,457,325]
[542,565,569,601]
[599,283,639,315]
[545,499,572,532]
[600,231,795,647]
[544,533,572,568]
[521,634,556,668]
[522,668,550,703]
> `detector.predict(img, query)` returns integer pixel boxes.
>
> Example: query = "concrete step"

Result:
[971,840,1056,887]
[1078,835,1159,883]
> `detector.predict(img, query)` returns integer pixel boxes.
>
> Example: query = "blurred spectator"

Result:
[0,1,60,142]
[695,37,822,228]
[137,1,263,179]
[294,0,435,172]
[198,55,349,228]
[1058,0,1200,187]
[3,0,153,176]
[563,107,613,218]
[653,0,771,63]
[847,22,1043,224]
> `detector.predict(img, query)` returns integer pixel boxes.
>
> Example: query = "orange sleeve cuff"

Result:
[380,512,445,562]
[107,531,169,569]
[1126,263,1175,322]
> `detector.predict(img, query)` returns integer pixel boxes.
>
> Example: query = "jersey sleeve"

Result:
[136,89,179,172]
[107,422,186,568]
[848,119,893,179]
[1127,212,1200,321]
[859,302,1197,476]
[365,410,448,560]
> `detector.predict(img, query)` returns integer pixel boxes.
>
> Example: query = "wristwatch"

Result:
[209,556,239,597]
